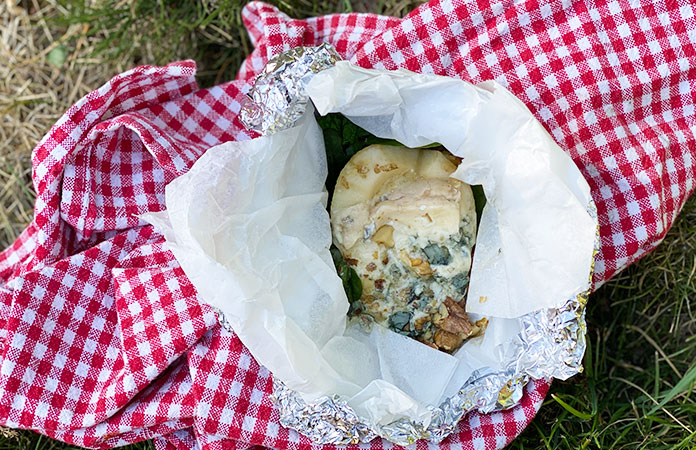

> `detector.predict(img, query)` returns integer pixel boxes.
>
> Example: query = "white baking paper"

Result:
[307,62,597,318]
[142,61,597,429]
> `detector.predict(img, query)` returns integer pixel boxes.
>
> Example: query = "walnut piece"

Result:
[434,329,464,352]
[414,316,429,331]
[440,297,475,336]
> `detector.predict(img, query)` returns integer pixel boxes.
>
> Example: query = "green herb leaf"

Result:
[330,245,362,305]
[346,265,363,303]
[471,184,487,227]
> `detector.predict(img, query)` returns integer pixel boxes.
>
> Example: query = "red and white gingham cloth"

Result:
[0,1,694,449]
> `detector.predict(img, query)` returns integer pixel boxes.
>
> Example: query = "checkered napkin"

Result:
[0,1,693,449]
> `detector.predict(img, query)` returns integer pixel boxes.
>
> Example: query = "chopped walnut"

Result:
[434,329,464,352]
[415,261,434,276]
[472,318,489,337]
[400,251,434,276]
[440,297,475,336]
[414,316,429,331]
[372,224,395,247]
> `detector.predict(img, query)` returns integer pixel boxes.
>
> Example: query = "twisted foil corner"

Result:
[240,43,341,134]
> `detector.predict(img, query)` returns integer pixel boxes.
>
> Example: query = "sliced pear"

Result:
[331,144,474,252]
[330,145,419,212]
[331,145,456,210]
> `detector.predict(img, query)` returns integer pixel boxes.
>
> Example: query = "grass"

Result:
[1,0,695,449]
[54,0,428,88]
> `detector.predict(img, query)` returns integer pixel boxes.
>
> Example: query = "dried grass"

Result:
[0,0,141,249]
[0,0,431,250]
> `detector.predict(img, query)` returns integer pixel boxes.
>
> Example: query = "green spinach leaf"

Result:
[330,245,363,308]
[471,185,486,227]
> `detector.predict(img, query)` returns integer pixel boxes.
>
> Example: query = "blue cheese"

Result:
[330,145,483,352]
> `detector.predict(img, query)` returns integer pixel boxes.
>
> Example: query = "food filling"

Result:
[330,144,487,353]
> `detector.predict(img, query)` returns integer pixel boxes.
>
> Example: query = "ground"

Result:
[0,1,694,449]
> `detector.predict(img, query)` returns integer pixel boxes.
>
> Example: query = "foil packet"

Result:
[153,44,599,446]
[238,44,598,445]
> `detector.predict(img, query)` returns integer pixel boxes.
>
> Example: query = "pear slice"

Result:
[331,145,475,253]
[331,145,455,212]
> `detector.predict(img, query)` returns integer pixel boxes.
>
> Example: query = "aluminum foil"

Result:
[234,44,600,446]
[240,43,341,135]
[271,378,378,445]
[270,287,593,446]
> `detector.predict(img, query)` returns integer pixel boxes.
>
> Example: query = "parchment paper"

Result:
[143,61,596,428]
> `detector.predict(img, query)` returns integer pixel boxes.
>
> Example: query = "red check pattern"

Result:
[0,1,693,449]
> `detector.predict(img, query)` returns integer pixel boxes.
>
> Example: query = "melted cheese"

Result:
[331,144,478,351]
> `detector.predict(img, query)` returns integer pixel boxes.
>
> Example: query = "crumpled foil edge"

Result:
[240,43,341,135]
[268,262,593,446]
[220,44,601,446]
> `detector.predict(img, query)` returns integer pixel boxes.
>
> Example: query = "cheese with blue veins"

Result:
[330,145,486,352]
